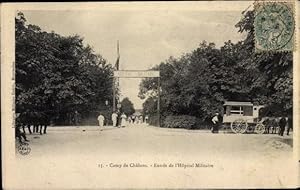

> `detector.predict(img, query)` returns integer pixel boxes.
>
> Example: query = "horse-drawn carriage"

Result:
[222,101,266,134]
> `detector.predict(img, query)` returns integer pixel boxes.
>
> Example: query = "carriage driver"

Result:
[211,113,220,133]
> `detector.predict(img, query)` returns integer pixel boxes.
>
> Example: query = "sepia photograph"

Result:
[1,1,299,189]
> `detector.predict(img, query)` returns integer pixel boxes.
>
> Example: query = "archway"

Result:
[113,70,160,126]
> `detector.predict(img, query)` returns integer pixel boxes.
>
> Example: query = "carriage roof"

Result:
[223,101,253,106]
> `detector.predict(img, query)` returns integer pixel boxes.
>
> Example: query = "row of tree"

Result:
[15,12,116,125]
[139,10,292,124]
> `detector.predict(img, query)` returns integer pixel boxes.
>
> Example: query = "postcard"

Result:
[1,1,299,189]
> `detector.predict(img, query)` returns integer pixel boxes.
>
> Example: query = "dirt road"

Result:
[12,124,297,189]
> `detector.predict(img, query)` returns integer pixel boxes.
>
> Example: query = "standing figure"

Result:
[287,116,293,136]
[270,118,278,134]
[139,116,143,124]
[74,111,80,126]
[20,112,32,134]
[121,113,127,128]
[278,117,287,136]
[15,113,29,142]
[263,118,270,134]
[145,115,149,124]
[30,111,38,133]
[111,112,118,127]
[97,113,105,131]
[131,115,135,124]
[211,113,219,133]
[15,125,29,143]
[40,111,50,134]
[128,117,132,124]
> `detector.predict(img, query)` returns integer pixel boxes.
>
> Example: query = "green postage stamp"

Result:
[254,1,295,52]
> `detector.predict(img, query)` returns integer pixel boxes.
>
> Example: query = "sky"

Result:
[22,2,251,109]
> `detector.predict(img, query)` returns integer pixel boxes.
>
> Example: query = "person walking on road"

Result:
[111,112,118,127]
[278,117,287,136]
[97,112,105,131]
[211,113,220,133]
[121,113,127,128]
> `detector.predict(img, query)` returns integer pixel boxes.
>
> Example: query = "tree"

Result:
[235,10,293,115]
[15,12,115,125]
[120,98,135,116]
[139,9,293,125]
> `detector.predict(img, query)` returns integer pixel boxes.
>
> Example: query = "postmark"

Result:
[17,142,31,155]
[254,1,295,52]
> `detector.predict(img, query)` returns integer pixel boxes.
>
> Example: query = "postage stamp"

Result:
[254,1,295,52]
[17,142,31,156]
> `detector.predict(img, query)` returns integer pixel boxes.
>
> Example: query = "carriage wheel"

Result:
[254,123,265,134]
[230,119,248,134]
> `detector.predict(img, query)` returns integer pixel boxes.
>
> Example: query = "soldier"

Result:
[263,118,270,134]
[15,113,29,143]
[37,112,44,135]
[19,111,32,134]
[40,111,50,134]
[139,115,143,124]
[131,115,136,124]
[121,113,127,128]
[31,111,41,134]
[111,112,118,127]
[270,118,278,134]
[97,112,105,131]
[278,117,287,136]
[16,125,29,143]
[128,116,132,124]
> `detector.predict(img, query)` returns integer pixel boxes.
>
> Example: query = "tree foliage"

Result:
[139,10,292,124]
[15,12,115,125]
[120,97,135,116]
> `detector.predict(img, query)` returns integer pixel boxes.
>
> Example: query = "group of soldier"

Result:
[97,112,127,131]
[264,117,293,136]
[96,112,150,131]
[15,111,51,143]
[128,115,148,124]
